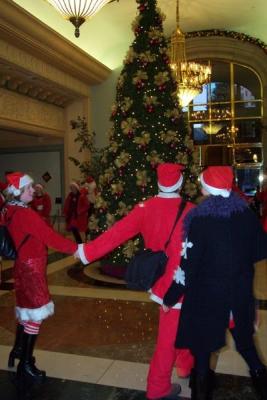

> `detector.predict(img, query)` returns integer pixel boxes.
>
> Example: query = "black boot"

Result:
[190,369,215,400]
[8,324,35,368]
[17,332,46,384]
[250,367,267,400]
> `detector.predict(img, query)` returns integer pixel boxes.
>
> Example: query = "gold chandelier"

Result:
[170,0,211,107]
[46,0,111,37]
[203,123,223,135]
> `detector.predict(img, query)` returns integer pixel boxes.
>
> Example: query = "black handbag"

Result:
[125,199,186,291]
[0,225,16,260]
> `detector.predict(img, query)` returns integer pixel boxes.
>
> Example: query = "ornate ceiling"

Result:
[12,0,267,69]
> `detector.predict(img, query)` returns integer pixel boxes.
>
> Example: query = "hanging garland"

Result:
[185,29,267,55]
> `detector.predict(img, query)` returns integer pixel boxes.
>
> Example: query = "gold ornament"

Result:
[99,168,114,186]
[133,132,151,146]
[176,153,188,164]
[122,239,140,259]
[111,182,124,195]
[136,170,151,187]
[184,181,198,197]
[106,213,115,228]
[121,97,133,113]
[148,27,163,43]
[117,201,131,216]
[114,151,131,168]
[146,150,162,167]
[124,47,136,64]
[132,70,148,86]
[154,71,169,86]
[89,215,99,231]
[143,95,158,106]
[94,194,108,210]
[121,118,139,135]
[161,130,179,144]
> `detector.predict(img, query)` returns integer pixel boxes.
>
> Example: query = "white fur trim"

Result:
[78,244,90,265]
[7,185,21,196]
[20,175,33,188]
[158,175,183,193]
[149,292,182,309]
[15,301,54,322]
[157,192,180,198]
[200,173,231,198]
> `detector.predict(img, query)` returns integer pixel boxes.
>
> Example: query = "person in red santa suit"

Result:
[76,163,195,400]
[3,172,77,386]
[31,183,52,226]
[0,181,7,209]
[63,181,90,244]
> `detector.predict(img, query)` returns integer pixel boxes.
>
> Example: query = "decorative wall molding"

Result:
[0,88,64,136]
[0,0,111,86]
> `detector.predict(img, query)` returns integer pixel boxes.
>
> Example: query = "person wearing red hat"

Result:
[3,172,77,389]
[31,183,52,226]
[63,181,90,243]
[163,166,267,400]
[75,163,195,400]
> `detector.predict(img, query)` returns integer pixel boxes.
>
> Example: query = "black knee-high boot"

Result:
[8,324,35,368]
[190,369,215,400]
[17,332,46,384]
[250,368,267,400]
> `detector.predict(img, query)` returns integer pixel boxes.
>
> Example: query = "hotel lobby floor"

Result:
[0,254,266,400]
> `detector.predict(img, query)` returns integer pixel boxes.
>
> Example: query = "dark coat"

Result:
[163,193,267,353]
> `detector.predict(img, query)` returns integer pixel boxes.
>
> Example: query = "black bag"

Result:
[125,200,186,291]
[0,225,16,260]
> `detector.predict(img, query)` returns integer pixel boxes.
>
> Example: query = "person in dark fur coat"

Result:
[163,166,267,400]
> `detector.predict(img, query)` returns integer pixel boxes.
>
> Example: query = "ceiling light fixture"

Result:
[170,0,211,107]
[46,0,111,37]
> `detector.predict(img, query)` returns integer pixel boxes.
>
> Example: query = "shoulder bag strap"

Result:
[5,208,31,254]
[163,199,187,250]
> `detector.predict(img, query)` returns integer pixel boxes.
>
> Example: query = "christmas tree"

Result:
[89,0,199,267]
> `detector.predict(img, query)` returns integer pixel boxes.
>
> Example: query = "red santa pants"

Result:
[146,307,194,399]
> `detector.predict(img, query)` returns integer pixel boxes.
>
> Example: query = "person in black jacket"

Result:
[163,166,267,400]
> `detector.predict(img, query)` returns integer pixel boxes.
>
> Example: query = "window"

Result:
[186,60,263,172]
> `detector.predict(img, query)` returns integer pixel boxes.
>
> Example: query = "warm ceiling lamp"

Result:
[170,0,211,107]
[46,0,111,37]
[203,123,223,135]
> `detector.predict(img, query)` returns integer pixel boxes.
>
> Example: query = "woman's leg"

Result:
[190,352,214,400]
[17,321,46,382]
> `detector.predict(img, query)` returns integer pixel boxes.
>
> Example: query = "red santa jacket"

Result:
[63,191,90,232]
[5,202,77,321]
[31,193,52,225]
[78,193,195,307]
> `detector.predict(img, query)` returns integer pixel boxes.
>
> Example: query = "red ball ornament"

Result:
[127,131,134,139]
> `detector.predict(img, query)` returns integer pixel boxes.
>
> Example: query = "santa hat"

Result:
[157,163,184,193]
[35,183,44,191]
[70,181,80,191]
[6,172,33,196]
[200,166,233,198]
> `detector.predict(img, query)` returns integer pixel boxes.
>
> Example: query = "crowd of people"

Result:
[0,165,267,400]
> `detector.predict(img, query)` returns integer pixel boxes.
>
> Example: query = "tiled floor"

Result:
[0,251,266,400]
